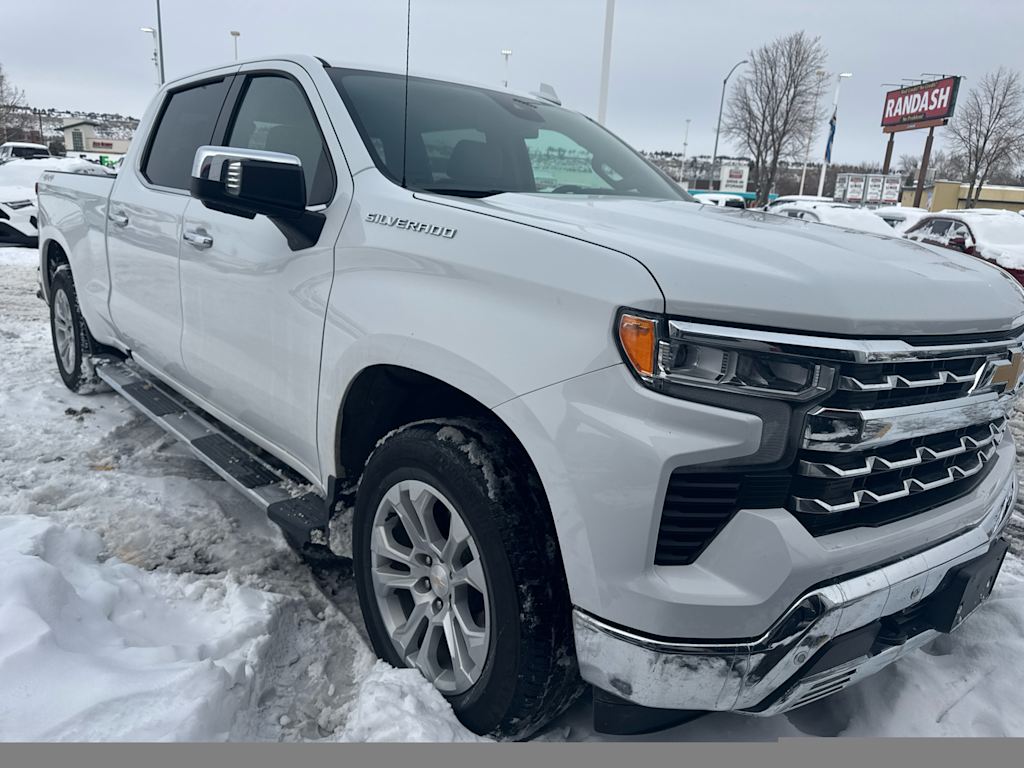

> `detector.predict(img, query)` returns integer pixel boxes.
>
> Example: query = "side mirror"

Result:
[190,145,325,250]
[191,145,306,219]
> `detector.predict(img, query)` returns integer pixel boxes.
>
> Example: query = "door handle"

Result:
[108,211,129,227]
[183,229,214,250]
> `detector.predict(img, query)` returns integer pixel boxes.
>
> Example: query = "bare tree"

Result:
[723,31,828,205]
[0,62,28,143]
[946,67,1024,207]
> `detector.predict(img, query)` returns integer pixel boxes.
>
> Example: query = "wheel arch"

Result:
[334,363,540,490]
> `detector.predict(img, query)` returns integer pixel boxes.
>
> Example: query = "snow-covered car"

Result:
[905,209,1024,284]
[0,157,113,247]
[0,141,51,163]
[761,194,833,211]
[769,202,896,236]
[691,191,746,208]
[873,205,928,233]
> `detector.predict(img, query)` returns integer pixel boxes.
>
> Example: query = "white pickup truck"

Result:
[36,55,1023,739]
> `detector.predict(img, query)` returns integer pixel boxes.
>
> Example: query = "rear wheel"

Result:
[353,418,583,740]
[49,266,101,393]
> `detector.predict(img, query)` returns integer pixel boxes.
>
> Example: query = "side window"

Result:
[524,129,614,192]
[226,75,334,206]
[927,219,953,238]
[143,78,231,190]
[949,222,972,242]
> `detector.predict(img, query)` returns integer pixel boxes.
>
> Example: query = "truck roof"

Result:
[163,54,565,111]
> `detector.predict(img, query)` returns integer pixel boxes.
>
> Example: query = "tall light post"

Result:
[679,118,691,184]
[711,59,747,190]
[230,30,241,61]
[154,0,165,84]
[140,27,160,86]
[596,0,615,124]
[817,72,853,198]
[500,48,512,88]
[799,69,827,195]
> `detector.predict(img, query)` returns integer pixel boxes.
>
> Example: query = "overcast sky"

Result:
[3,0,1022,164]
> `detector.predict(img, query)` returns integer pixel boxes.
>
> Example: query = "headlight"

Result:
[617,312,836,402]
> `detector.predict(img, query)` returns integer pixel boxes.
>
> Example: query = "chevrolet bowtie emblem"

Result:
[970,351,1024,395]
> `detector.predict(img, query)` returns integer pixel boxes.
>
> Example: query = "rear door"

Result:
[177,63,351,480]
[106,75,234,374]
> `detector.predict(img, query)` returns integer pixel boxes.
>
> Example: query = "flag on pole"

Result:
[824,107,837,163]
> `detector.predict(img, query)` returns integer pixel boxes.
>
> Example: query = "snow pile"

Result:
[0,515,273,741]
[336,661,487,742]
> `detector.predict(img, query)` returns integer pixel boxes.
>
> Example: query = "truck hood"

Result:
[439,194,1024,336]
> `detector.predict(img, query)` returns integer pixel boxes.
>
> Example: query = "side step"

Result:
[95,358,349,567]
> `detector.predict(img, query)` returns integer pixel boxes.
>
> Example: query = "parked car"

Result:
[762,194,833,211]
[691,191,746,208]
[769,202,896,236]
[0,157,113,247]
[36,56,1022,739]
[0,141,51,163]
[872,205,928,233]
[904,209,1024,284]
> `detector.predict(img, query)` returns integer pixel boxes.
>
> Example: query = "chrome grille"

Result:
[792,335,1021,533]
[791,419,1005,516]
[651,321,1023,561]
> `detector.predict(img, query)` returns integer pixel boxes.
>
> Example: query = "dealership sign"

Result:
[719,163,749,193]
[881,77,960,132]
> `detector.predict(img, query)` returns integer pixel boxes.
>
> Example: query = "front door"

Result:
[177,66,349,481]
[107,76,233,376]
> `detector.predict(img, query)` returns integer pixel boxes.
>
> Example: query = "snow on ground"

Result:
[1,244,1023,741]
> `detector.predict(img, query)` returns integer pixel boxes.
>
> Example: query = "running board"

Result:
[95,358,345,562]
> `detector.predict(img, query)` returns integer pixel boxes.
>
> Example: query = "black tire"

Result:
[353,418,583,740]
[49,266,101,393]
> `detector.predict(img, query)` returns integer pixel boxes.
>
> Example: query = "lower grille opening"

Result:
[654,472,790,566]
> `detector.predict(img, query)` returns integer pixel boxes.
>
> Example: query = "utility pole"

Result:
[817,72,853,198]
[711,59,747,190]
[230,31,241,61]
[596,0,615,124]
[799,70,827,195]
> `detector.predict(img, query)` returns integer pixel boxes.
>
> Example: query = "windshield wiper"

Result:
[418,187,506,198]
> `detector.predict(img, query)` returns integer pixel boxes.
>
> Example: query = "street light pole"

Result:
[799,70,827,196]
[596,0,615,124]
[140,27,160,86]
[817,72,853,198]
[230,30,241,61]
[679,118,690,184]
[154,0,165,84]
[711,59,747,190]
[500,49,512,88]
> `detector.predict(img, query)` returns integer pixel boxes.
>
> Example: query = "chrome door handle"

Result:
[108,211,129,227]
[183,229,213,249]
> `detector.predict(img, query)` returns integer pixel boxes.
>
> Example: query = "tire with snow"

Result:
[49,266,101,393]
[353,418,582,740]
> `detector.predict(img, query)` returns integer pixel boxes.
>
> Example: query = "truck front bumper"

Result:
[574,467,1017,716]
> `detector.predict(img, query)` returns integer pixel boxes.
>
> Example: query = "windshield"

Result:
[329,68,690,200]
[968,216,1024,246]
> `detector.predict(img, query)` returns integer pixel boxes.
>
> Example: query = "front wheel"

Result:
[49,266,101,393]
[353,418,582,740]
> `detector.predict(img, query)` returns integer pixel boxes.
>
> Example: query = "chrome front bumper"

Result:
[574,464,1017,717]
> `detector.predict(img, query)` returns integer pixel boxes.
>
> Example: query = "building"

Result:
[901,180,1024,213]
[62,118,132,156]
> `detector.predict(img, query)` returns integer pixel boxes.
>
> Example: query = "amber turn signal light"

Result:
[618,314,657,379]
